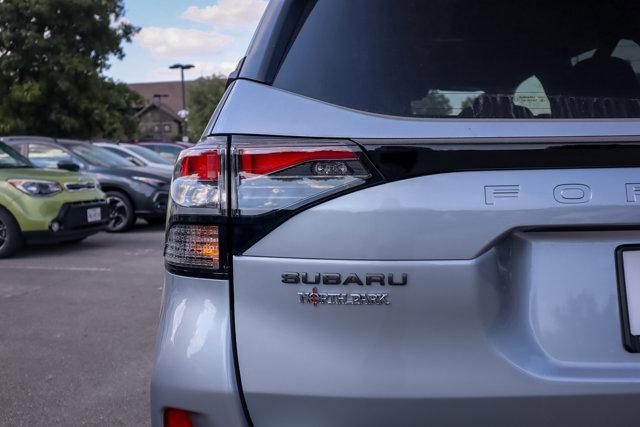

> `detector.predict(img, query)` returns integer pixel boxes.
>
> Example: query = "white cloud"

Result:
[113,1,265,82]
[181,0,268,31]
[148,60,238,81]
[136,27,232,57]
[192,60,238,77]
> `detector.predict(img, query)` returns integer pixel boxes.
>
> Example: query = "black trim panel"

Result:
[615,245,640,353]
[358,140,640,182]
[239,0,313,83]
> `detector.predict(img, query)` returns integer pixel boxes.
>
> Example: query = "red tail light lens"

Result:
[179,150,219,180]
[240,147,357,176]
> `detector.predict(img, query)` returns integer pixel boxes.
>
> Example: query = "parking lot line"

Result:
[0,265,111,272]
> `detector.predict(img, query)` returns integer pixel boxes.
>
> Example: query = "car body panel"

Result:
[150,273,248,427]
[212,80,640,139]
[245,167,640,260]
[0,167,104,232]
[232,230,640,426]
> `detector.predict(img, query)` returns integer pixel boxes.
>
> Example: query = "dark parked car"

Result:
[3,137,171,231]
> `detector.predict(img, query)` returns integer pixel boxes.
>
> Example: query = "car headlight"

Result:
[132,176,166,187]
[7,179,62,196]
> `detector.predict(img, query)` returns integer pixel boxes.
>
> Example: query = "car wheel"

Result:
[105,191,135,232]
[0,208,22,258]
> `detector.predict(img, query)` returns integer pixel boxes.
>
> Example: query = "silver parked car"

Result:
[152,1,640,426]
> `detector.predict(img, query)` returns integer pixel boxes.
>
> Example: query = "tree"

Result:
[461,97,476,111]
[411,90,453,116]
[186,75,227,142]
[0,0,142,140]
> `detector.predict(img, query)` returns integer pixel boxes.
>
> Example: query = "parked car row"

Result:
[0,136,186,258]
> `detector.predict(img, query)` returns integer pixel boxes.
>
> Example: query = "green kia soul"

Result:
[0,142,108,258]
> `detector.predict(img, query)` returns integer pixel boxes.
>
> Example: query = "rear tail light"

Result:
[164,408,193,427]
[165,224,220,270]
[232,139,371,216]
[164,136,380,277]
[171,142,226,210]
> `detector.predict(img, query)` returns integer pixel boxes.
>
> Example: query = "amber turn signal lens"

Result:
[165,225,220,270]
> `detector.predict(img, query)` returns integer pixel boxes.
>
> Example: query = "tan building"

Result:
[128,80,197,141]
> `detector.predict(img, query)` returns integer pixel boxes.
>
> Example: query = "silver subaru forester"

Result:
[151,1,640,425]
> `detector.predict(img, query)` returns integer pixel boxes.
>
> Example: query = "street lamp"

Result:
[169,63,194,141]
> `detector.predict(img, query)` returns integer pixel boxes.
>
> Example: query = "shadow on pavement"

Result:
[11,220,165,259]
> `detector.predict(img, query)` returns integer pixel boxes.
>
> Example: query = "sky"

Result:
[106,0,268,83]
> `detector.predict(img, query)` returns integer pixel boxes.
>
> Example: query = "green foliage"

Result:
[186,75,226,142]
[0,0,142,140]
[461,97,476,111]
[411,90,453,116]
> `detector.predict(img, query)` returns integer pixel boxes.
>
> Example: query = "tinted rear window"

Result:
[273,0,640,119]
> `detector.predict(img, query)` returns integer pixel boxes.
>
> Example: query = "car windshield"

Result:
[65,143,135,167]
[0,142,32,168]
[125,145,172,164]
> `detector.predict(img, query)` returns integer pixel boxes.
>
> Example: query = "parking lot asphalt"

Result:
[0,223,165,426]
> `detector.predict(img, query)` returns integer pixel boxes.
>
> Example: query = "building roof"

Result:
[128,80,198,115]
[134,102,182,122]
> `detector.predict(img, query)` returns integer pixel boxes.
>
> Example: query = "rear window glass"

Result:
[273,0,640,119]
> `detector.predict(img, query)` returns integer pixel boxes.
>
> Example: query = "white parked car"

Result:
[95,142,174,172]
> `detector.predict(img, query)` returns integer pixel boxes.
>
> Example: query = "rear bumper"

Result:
[153,231,640,427]
[23,200,109,243]
[150,272,248,427]
[153,251,640,427]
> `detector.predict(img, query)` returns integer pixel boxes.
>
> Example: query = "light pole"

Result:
[169,63,194,141]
